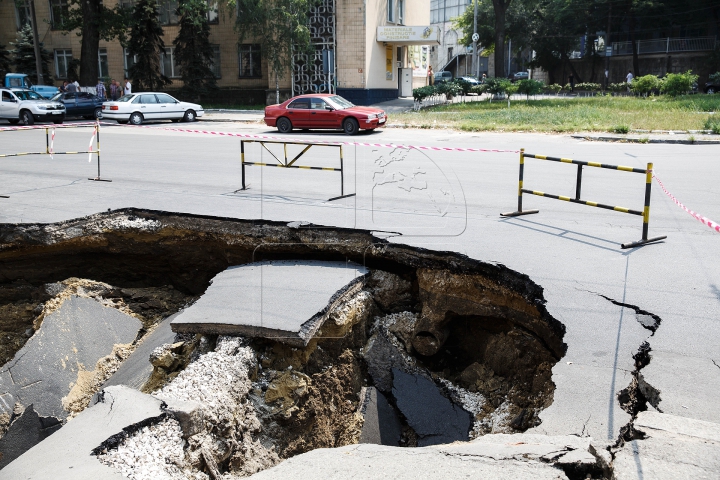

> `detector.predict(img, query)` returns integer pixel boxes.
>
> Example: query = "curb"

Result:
[571,135,720,145]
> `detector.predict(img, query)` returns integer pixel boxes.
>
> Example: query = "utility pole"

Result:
[472,0,478,78]
[28,0,44,85]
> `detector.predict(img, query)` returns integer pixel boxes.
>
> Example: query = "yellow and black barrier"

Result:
[0,123,110,187]
[239,139,354,201]
[501,148,666,248]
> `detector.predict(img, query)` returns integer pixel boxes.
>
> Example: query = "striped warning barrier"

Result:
[501,149,667,249]
[239,139,352,201]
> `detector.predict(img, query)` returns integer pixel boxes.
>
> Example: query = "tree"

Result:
[127,0,171,91]
[9,24,53,84]
[60,0,131,86]
[233,0,314,103]
[174,0,218,100]
[0,42,10,84]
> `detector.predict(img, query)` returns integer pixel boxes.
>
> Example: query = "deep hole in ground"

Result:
[0,209,567,477]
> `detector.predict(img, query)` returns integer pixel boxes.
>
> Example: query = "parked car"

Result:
[434,71,453,84]
[705,81,720,94]
[0,87,65,125]
[101,93,203,125]
[264,94,387,135]
[459,76,480,86]
[50,92,104,119]
[512,71,529,82]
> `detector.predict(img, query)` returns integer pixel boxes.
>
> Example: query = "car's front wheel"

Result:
[20,110,34,126]
[708,87,717,94]
[182,110,196,122]
[277,117,293,133]
[94,107,102,119]
[343,118,359,135]
[129,112,143,125]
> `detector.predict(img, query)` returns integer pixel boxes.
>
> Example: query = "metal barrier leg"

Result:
[327,144,355,201]
[241,140,246,190]
[621,162,666,248]
[89,122,111,182]
[501,148,539,217]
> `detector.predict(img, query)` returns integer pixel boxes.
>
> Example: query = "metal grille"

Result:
[292,0,336,96]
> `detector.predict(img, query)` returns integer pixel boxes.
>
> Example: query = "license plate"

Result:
[379,118,385,123]
[50,111,59,114]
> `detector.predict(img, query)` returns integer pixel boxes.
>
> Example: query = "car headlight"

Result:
[37,105,49,110]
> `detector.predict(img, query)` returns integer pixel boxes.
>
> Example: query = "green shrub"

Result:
[609,82,628,93]
[544,83,562,94]
[661,71,699,97]
[485,77,512,96]
[412,85,437,102]
[576,82,601,91]
[436,81,462,97]
[611,124,630,134]
[454,78,473,95]
[710,72,720,84]
[470,84,487,95]
[704,116,720,134]
[631,75,661,96]
[563,83,572,91]
[516,79,544,99]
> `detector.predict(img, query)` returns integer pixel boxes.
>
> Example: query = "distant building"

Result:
[429,0,487,79]
[0,0,437,104]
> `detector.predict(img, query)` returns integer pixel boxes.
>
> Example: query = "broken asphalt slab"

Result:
[1,385,164,480]
[171,260,368,345]
[0,296,142,419]
[357,386,402,446]
[102,313,178,391]
[391,368,472,447]
[0,405,62,469]
[613,411,720,479]
[246,432,609,480]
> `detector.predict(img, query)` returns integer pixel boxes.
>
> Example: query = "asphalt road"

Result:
[0,118,718,444]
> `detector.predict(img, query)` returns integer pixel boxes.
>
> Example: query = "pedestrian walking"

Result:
[124,78,132,95]
[427,65,434,86]
[109,80,120,100]
[568,74,575,92]
[481,73,487,84]
[96,79,106,100]
[626,70,634,92]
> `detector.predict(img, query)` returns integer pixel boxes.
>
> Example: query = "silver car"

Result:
[0,88,66,125]
[101,92,204,125]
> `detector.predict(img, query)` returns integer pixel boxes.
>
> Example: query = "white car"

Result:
[101,92,203,125]
[0,87,66,125]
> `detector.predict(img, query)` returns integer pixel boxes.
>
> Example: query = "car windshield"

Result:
[326,96,354,110]
[14,90,43,100]
[116,94,135,102]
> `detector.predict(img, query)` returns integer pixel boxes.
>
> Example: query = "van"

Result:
[434,71,453,84]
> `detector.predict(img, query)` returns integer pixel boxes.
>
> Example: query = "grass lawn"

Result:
[393,95,720,133]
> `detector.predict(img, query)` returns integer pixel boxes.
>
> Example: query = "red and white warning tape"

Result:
[49,127,55,159]
[654,174,720,233]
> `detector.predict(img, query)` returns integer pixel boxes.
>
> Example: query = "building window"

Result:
[124,48,138,77]
[98,48,109,78]
[430,0,471,24]
[398,0,404,24]
[54,49,73,79]
[15,1,31,30]
[238,44,261,78]
[161,47,179,78]
[157,0,179,25]
[210,45,221,78]
[387,0,395,22]
[50,0,69,29]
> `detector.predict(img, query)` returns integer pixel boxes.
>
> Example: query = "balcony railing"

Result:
[611,36,718,56]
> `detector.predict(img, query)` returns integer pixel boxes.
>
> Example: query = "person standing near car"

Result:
[66,80,77,93]
[124,78,132,95]
[427,65,434,86]
[109,80,120,100]
[96,79,107,100]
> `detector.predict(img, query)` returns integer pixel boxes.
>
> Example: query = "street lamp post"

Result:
[472,0,478,78]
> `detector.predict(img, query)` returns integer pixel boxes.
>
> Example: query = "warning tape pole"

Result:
[240,140,246,190]
[500,148,539,217]
[89,122,111,182]
[45,128,49,154]
[621,163,666,249]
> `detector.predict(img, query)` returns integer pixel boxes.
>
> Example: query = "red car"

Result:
[264,94,387,135]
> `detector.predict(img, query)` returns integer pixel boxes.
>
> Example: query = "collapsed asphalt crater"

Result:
[0,209,567,477]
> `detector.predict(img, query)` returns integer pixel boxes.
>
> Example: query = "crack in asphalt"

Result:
[597,294,662,335]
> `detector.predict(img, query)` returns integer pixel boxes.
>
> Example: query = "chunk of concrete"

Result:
[358,386,402,446]
[0,296,142,419]
[163,398,204,438]
[613,411,720,480]
[1,386,164,480]
[391,368,472,446]
[0,405,62,469]
[442,432,590,462]
[103,313,178,390]
[171,260,368,346]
